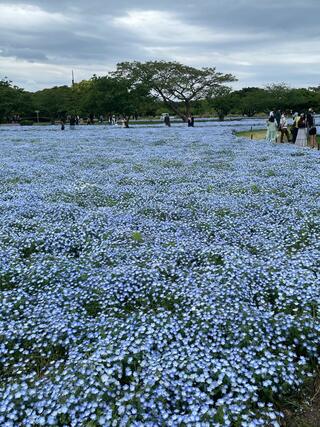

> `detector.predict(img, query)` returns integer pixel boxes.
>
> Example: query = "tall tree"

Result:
[77,75,155,120]
[114,61,237,122]
[232,87,270,117]
[0,78,32,121]
[207,87,234,120]
[32,85,74,120]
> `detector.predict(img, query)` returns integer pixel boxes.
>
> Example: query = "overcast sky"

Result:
[1,0,320,91]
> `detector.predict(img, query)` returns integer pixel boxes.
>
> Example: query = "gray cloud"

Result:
[0,0,319,90]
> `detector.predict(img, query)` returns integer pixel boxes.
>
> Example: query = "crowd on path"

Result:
[59,113,196,130]
[266,108,317,148]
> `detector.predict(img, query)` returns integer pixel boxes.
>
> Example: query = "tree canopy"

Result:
[114,61,237,121]
[1,65,320,123]
[0,78,32,120]
[75,75,155,119]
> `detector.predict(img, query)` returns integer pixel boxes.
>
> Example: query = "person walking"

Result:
[164,114,171,127]
[266,115,277,143]
[307,108,317,148]
[280,112,291,143]
[295,113,308,147]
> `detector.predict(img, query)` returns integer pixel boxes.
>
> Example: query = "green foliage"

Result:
[2,67,320,122]
[73,75,158,120]
[232,87,270,117]
[32,85,75,119]
[207,86,235,120]
[20,120,33,126]
[114,61,237,121]
[0,77,33,121]
[131,231,144,243]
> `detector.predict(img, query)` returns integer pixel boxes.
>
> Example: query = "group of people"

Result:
[60,113,196,130]
[163,114,194,127]
[266,109,317,148]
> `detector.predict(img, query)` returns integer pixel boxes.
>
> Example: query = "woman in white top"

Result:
[266,116,278,143]
[295,113,308,147]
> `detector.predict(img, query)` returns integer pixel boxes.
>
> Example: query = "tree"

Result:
[264,83,291,112]
[114,61,237,122]
[77,75,155,122]
[231,87,270,117]
[32,85,75,120]
[0,78,33,122]
[207,87,234,120]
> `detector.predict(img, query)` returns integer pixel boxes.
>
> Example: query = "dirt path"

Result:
[281,374,320,426]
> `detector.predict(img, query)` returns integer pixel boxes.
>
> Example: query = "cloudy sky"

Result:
[1,0,320,91]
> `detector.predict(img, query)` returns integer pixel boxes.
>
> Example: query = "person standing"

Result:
[307,108,317,148]
[122,117,129,128]
[295,113,308,147]
[164,114,171,127]
[187,114,194,127]
[70,115,76,129]
[266,116,277,143]
[60,119,65,130]
[275,110,281,129]
[291,112,299,144]
[280,112,291,143]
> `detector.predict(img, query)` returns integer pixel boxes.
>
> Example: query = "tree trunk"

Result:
[157,89,187,122]
[185,101,191,122]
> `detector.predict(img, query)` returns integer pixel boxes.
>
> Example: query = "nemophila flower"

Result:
[0,121,319,425]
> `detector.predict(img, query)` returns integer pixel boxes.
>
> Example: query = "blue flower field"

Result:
[0,122,319,426]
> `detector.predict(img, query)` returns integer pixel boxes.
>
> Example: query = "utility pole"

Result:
[72,70,75,87]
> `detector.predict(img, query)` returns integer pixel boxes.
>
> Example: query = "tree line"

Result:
[1,61,320,123]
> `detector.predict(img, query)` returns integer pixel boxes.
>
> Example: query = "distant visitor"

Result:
[164,114,171,127]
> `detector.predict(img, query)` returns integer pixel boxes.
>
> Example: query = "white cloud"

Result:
[1,1,320,90]
[0,55,109,90]
[113,10,266,45]
[0,4,70,31]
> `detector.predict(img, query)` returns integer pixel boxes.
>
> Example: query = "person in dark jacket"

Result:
[70,116,76,129]
[187,114,195,127]
[164,114,171,127]
[275,110,281,129]
[307,108,317,148]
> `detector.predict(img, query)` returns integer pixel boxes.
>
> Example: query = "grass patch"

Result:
[235,129,266,140]
[131,231,144,243]
[235,129,320,147]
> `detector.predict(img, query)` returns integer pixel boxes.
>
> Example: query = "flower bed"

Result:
[0,123,319,426]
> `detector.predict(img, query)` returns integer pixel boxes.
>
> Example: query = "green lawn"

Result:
[236,129,320,147]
